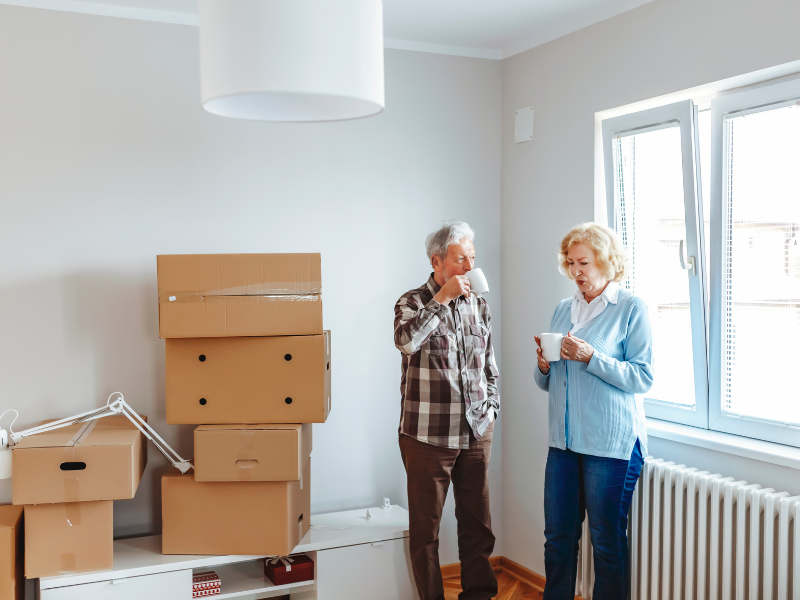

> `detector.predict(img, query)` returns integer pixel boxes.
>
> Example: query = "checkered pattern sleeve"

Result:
[394,289,445,355]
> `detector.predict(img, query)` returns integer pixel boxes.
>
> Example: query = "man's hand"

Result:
[561,332,594,364]
[534,335,550,375]
[434,275,471,305]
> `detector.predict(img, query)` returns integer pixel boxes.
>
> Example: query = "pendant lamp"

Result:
[199,0,385,122]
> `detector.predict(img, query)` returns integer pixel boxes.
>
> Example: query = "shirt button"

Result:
[563,382,567,387]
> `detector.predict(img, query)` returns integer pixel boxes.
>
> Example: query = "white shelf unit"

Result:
[37,505,416,600]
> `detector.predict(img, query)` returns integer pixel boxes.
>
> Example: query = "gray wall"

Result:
[0,5,503,564]
[500,0,800,575]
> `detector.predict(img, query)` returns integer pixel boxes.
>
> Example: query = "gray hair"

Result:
[425,220,475,261]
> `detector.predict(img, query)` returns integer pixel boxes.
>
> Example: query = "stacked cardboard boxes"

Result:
[158,254,330,557]
[11,416,147,578]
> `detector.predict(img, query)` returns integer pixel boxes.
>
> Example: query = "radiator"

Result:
[575,456,800,600]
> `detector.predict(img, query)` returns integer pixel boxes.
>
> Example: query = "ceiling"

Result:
[1,0,653,59]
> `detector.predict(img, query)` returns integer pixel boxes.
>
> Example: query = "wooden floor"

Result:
[441,557,544,600]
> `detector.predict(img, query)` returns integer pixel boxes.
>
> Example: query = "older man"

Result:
[394,220,500,600]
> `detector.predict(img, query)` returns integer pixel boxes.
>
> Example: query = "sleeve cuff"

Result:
[586,349,607,375]
[426,297,445,312]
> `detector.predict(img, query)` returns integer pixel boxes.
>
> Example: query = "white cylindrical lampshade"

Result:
[199,0,385,122]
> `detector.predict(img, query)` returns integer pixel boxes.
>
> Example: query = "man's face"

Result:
[432,239,475,284]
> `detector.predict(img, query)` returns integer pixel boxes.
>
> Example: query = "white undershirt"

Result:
[570,281,620,334]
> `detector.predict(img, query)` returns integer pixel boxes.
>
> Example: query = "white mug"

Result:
[466,268,489,296]
[540,333,564,362]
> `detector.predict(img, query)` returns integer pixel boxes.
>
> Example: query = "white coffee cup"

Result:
[466,268,489,296]
[540,333,564,362]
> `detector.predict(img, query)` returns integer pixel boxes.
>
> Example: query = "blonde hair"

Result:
[558,222,628,283]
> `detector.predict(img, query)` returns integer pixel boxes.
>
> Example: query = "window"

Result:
[602,101,709,429]
[602,77,800,447]
[708,78,800,446]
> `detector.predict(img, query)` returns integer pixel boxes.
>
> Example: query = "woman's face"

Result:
[566,242,609,296]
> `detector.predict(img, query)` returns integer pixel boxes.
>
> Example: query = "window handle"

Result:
[679,239,697,276]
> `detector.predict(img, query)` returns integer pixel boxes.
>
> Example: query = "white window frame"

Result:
[602,100,710,428]
[708,77,800,446]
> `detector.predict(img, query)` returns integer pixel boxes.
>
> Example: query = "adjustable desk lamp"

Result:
[0,392,192,479]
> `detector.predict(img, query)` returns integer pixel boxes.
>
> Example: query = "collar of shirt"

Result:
[570,280,620,333]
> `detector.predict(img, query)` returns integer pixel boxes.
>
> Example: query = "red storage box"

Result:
[264,553,314,585]
[192,571,220,597]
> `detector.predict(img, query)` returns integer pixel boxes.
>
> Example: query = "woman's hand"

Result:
[561,332,594,364]
[534,335,551,375]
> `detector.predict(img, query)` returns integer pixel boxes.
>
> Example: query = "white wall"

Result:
[500,0,800,575]
[0,5,503,564]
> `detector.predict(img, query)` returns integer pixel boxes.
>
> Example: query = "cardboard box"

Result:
[162,459,311,556]
[12,414,148,506]
[166,332,331,425]
[0,506,23,600]
[24,501,113,578]
[194,424,312,482]
[157,254,323,338]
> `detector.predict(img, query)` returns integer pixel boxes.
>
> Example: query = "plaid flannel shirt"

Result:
[394,274,499,449]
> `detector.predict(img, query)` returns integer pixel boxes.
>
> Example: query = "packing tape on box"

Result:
[158,289,322,303]
[240,429,255,452]
[66,419,97,447]
[64,479,81,504]
[235,460,258,479]
[237,430,257,481]
[60,554,76,574]
[64,501,82,526]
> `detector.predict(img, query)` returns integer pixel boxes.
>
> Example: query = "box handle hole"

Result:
[60,462,86,471]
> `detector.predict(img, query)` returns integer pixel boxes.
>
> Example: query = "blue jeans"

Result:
[543,440,643,600]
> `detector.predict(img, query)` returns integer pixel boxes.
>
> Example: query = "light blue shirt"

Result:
[534,288,653,460]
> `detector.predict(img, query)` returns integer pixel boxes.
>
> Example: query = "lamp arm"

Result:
[9,405,116,443]
[111,398,193,473]
[8,406,120,445]
[8,394,193,474]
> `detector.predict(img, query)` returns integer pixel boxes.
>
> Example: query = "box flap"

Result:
[157,254,322,299]
[13,415,144,450]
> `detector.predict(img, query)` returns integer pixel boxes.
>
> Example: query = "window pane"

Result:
[698,109,711,297]
[613,126,696,406]
[723,102,800,425]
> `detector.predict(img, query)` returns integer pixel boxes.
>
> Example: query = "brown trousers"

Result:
[399,429,497,600]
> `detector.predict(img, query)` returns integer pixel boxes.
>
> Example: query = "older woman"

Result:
[534,222,653,600]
